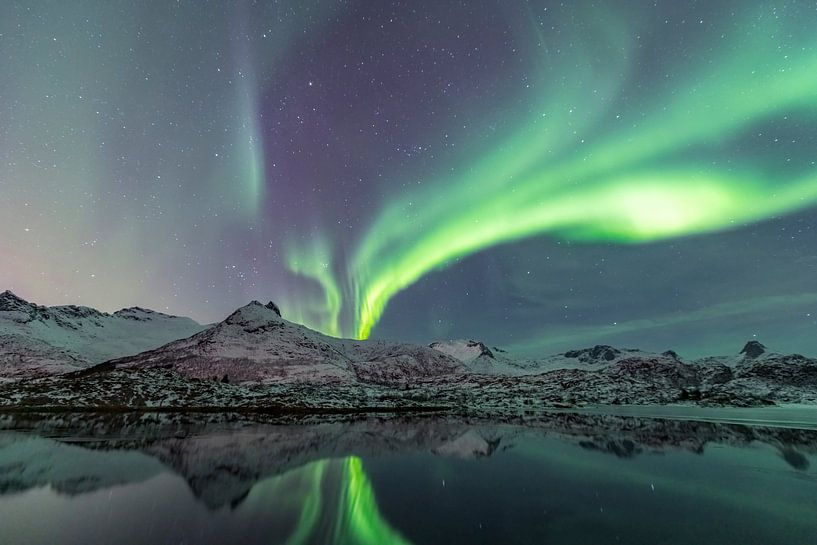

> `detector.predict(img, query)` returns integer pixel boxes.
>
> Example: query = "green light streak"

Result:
[226,1,349,220]
[333,457,413,545]
[283,459,327,545]
[286,4,817,339]
[352,169,817,339]
[244,457,412,545]
[235,71,265,217]
[284,236,343,337]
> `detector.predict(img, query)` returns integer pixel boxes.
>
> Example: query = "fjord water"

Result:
[0,412,815,545]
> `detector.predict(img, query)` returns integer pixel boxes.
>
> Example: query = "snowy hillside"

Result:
[2,335,816,409]
[0,290,205,373]
[429,340,497,364]
[0,334,85,378]
[109,301,465,385]
[430,339,668,375]
[2,291,815,410]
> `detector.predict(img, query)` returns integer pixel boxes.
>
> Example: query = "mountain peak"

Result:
[740,340,766,359]
[223,301,284,328]
[429,339,495,363]
[0,290,30,311]
[264,301,281,317]
[116,306,153,313]
[564,345,621,362]
[114,306,165,321]
[1,289,24,300]
[662,350,681,360]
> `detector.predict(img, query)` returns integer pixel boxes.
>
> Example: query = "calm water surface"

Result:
[1,410,816,545]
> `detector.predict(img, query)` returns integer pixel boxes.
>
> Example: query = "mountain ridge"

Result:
[0,291,205,372]
[106,300,466,385]
[1,291,815,411]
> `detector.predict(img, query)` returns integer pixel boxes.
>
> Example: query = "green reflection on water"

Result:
[245,456,412,545]
[334,457,412,545]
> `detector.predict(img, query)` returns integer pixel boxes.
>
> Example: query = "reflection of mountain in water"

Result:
[1,412,816,513]
[0,433,164,495]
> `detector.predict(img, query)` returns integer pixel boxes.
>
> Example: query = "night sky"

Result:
[2,0,816,358]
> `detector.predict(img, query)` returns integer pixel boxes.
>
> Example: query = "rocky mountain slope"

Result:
[105,300,465,385]
[0,334,86,378]
[2,336,814,411]
[1,293,815,410]
[428,339,524,374]
[429,339,667,375]
[0,290,205,375]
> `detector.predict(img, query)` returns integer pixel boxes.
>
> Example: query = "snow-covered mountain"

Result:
[429,340,498,365]
[3,334,816,409]
[425,337,817,406]
[428,340,505,372]
[0,334,86,378]
[430,339,673,375]
[692,340,817,403]
[108,300,466,385]
[0,290,204,375]
[2,290,815,409]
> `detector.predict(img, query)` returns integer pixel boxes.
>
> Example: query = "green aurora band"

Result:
[283,236,343,337]
[243,457,412,545]
[335,457,413,545]
[225,1,348,220]
[285,5,817,339]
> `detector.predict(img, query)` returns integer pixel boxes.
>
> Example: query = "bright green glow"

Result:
[283,459,328,545]
[333,457,413,545]
[284,236,343,337]
[235,72,265,217]
[244,457,412,545]
[285,5,817,339]
[352,170,817,338]
[217,2,347,220]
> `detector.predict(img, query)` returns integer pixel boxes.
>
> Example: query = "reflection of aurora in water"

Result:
[2,418,817,545]
[284,3,817,339]
[242,457,412,545]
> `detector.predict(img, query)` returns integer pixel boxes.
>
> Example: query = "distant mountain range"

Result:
[1,291,815,410]
[0,290,205,377]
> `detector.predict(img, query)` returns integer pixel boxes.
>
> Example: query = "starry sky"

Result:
[1,0,816,358]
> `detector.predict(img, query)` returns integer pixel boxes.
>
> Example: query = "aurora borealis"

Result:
[243,457,412,545]
[2,1,816,356]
